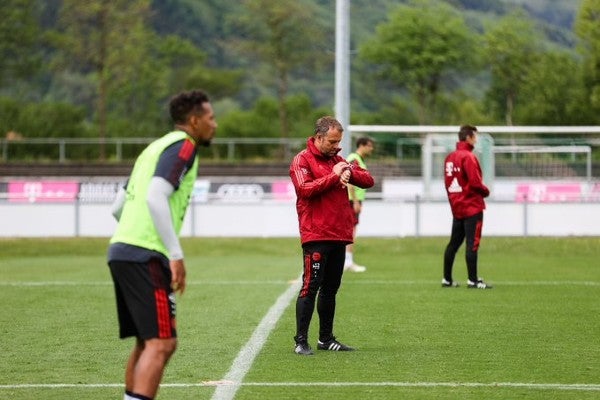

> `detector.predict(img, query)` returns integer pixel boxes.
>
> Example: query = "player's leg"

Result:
[344,201,357,268]
[344,231,355,268]
[114,257,178,397]
[295,243,325,353]
[464,212,487,286]
[443,217,465,284]
[345,203,366,272]
[317,243,354,351]
[109,261,147,396]
[124,339,144,394]
[131,338,177,398]
[318,243,345,342]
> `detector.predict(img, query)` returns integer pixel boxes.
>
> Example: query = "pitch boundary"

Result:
[2,381,599,391]
[1,280,599,287]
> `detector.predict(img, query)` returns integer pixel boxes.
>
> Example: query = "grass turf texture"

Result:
[0,237,598,399]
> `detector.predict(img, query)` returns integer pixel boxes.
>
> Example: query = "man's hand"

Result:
[170,259,187,295]
[333,161,351,187]
[340,169,351,186]
[333,161,349,176]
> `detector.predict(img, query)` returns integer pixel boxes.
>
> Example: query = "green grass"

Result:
[1,237,599,399]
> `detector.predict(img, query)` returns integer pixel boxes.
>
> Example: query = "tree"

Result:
[0,0,41,88]
[227,0,329,158]
[574,0,600,122]
[515,51,591,125]
[483,10,542,126]
[49,0,157,158]
[359,0,476,124]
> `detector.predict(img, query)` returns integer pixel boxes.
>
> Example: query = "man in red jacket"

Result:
[289,116,374,355]
[443,125,492,289]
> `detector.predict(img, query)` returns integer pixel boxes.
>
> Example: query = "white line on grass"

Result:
[0,280,293,287]
[1,280,599,287]
[210,276,302,400]
[2,381,599,391]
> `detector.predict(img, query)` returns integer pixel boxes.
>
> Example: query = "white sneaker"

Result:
[345,263,366,273]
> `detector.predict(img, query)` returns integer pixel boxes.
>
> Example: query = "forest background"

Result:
[0,0,599,161]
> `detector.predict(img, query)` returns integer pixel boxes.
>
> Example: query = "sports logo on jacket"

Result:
[448,177,462,193]
[445,161,460,176]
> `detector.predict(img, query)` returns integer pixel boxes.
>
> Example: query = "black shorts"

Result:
[108,258,176,340]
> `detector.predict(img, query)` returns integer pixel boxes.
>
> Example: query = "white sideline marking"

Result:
[2,381,599,391]
[1,280,599,287]
[210,276,302,400]
[0,280,290,287]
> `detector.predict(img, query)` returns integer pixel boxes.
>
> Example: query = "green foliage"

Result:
[575,0,600,114]
[359,0,478,124]
[218,94,329,140]
[0,97,21,134]
[0,97,91,160]
[515,51,597,125]
[0,0,597,154]
[219,97,280,139]
[483,10,543,125]
[225,0,330,138]
[0,0,41,87]
[0,97,88,139]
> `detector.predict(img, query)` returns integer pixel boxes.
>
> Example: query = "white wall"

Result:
[1,199,599,237]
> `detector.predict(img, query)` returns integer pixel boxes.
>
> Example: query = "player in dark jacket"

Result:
[289,116,374,355]
[442,125,492,289]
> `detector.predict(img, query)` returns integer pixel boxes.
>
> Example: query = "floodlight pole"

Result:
[335,0,351,157]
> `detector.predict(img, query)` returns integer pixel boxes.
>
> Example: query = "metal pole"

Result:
[523,195,528,237]
[190,198,196,236]
[59,140,66,163]
[335,0,351,157]
[75,196,80,237]
[415,195,421,237]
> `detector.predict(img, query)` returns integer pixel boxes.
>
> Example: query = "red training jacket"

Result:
[290,137,374,245]
[444,141,490,219]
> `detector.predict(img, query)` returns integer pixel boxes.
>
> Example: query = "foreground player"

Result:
[442,124,492,289]
[290,116,374,355]
[108,90,217,399]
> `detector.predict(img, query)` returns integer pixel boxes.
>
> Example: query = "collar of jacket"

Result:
[307,136,342,159]
[456,141,474,151]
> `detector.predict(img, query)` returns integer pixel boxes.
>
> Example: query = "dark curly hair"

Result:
[169,90,210,124]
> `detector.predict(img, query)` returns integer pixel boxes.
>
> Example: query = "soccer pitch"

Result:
[1,237,599,400]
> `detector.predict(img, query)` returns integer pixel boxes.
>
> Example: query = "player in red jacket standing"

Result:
[290,116,374,355]
[442,125,492,289]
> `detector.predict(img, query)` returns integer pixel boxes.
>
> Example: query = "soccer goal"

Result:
[349,125,598,200]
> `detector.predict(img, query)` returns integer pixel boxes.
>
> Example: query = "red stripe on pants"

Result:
[473,219,483,252]
[154,289,171,338]
[299,253,312,298]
